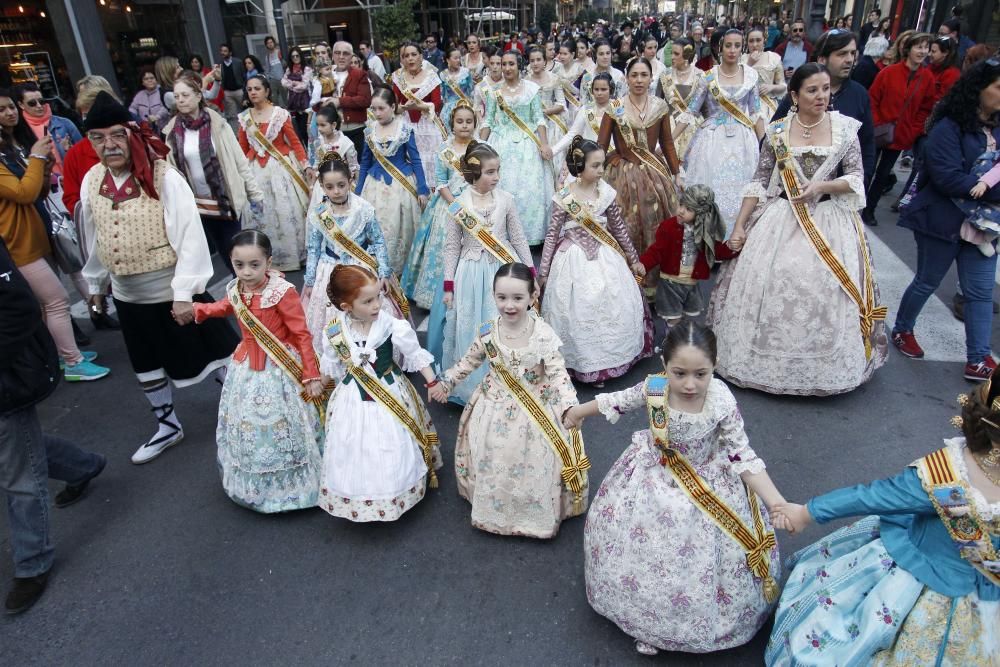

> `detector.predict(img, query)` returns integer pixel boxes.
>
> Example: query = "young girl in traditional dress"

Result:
[553,73,614,184]
[190,231,324,513]
[441,142,534,405]
[391,42,445,187]
[439,47,475,141]
[433,263,589,539]
[539,136,651,385]
[526,46,568,188]
[308,106,358,180]
[238,75,314,271]
[356,87,429,276]
[582,40,626,104]
[766,381,1000,665]
[404,101,477,362]
[675,30,764,235]
[657,38,703,160]
[563,320,787,655]
[480,51,554,245]
[318,264,441,522]
[303,154,403,354]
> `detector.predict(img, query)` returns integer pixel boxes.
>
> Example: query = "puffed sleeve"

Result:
[595,381,647,423]
[715,384,765,476]
[807,467,936,524]
[442,334,487,386]
[320,324,346,381]
[538,206,567,278]
[832,132,866,212]
[193,297,234,323]
[390,316,434,372]
[277,289,321,380]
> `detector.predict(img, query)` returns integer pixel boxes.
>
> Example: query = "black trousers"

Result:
[344,126,366,158]
[200,215,242,277]
[864,147,901,215]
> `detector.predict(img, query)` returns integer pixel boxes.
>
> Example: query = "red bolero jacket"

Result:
[391,80,443,125]
[639,216,739,281]
[193,278,320,381]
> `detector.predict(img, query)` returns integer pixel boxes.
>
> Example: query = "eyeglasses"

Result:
[792,28,805,33]
[87,129,129,146]
[23,99,44,108]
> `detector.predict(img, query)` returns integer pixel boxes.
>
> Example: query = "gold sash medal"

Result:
[703,69,756,129]
[769,118,886,359]
[364,132,421,201]
[226,279,331,423]
[917,447,1000,586]
[645,374,780,602]
[495,92,542,148]
[478,320,589,512]
[244,113,311,196]
[609,99,672,180]
[314,205,411,318]
[447,200,516,264]
[554,186,641,285]
[326,318,438,487]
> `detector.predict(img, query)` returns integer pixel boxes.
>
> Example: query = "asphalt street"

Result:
[1,171,994,665]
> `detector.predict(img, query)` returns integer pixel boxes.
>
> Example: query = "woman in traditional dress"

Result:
[710,64,888,396]
[656,38,703,160]
[437,262,587,539]
[676,29,764,236]
[597,57,681,256]
[391,42,445,188]
[439,46,475,142]
[461,33,487,83]
[480,51,554,245]
[581,40,626,105]
[237,75,314,271]
[743,27,787,124]
[766,380,999,665]
[538,137,652,385]
[553,41,585,124]
[564,321,786,656]
[526,46,567,188]
[355,87,429,276]
[472,47,504,123]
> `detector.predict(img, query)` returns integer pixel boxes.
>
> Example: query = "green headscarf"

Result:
[679,184,728,265]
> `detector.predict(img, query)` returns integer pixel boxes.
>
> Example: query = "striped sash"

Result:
[364,133,420,201]
[244,114,310,196]
[704,70,756,129]
[447,200,516,265]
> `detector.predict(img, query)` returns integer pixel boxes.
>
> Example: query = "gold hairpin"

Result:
[467,156,480,166]
[319,149,344,166]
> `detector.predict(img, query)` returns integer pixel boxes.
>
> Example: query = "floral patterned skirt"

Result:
[250,157,310,271]
[604,154,679,253]
[766,516,999,666]
[401,188,450,310]
[359,176,422,276]
[683,124,759,236]
[217,356,323,513]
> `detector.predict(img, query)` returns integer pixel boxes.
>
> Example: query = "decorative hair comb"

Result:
[319,149,344,167]
[467,156,481,166]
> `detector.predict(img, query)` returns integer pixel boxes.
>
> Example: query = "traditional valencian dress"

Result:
[657,65,703,160]
[391,68,445,185]
[238,105,311,271]
[533,72,568,187]
[766,438,999,666]
[439,66,475,129]
[552,60,584,125]
[742,51,786,124]
[442,314,589,538]
[439,188,533,405]
[597,95,680,253]
[539,181,653,383]
[356,119,429,276]
[585,376,781,652]
[303,192,402,354]
[581,67,626,104]
[681,65,762,235]
[462,51,487,83]
[192,272,324,513]
[318,311,440,522]
[709,113,888,396]
[483,79,553,244]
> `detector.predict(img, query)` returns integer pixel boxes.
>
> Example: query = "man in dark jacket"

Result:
[0,238,106,615]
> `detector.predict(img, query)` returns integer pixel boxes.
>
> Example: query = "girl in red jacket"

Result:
[640,185,739,326]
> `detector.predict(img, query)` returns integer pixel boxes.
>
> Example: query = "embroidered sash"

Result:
[442,71,473,106]
[769,119,886,359]
[495,92,542,149]
[365,132,420,200]
[547,110,569,134]
[918,447,1000,586]
[759,91,778,115]
[609,100,672,180]
[226,281,331,423]
[586,109,602,136]
[447,200,516,264]
[660,74,691,115]
[560,79,581,107]
[479,321,589,510]
[439,145,463,173]
[326,318,438,488]
[704,70,756,129]
[393,69,448,140]
[244,113,311,196]
[315,205,411,318]
[554,186,641,285]
[645,375,780,603]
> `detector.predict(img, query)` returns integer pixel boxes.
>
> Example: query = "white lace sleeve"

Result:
[320,329,346,381]
[390,317,435,372]
[832,131,866,212]
[715,385,766,475]
[595,381,647,424]
[741,131,776,202]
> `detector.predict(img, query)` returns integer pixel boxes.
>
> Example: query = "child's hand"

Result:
[443,292,453,308]
[304,379,325,399]
[562,405,585,430]
[630,262,646,278]
[428,382,449,403]
[971,181,988,199]
[727,229,746,251]
[771,502,812,534]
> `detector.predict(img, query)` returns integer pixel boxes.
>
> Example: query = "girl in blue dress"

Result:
[439,47,474,141]
[766,381,1000,665]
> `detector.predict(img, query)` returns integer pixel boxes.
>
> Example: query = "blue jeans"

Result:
[0,405,104,578]
[894,231,997,363]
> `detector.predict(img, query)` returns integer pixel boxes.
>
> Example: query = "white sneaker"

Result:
[131,429,184,464]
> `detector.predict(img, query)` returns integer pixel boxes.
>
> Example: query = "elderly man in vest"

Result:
[80,92,239,465]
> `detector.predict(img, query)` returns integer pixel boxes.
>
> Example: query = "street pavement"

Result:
[2,171,995,665]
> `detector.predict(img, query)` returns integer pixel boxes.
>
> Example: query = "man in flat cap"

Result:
[80,92,238,464]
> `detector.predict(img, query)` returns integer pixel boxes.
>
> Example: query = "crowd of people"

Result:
[1,11,998,665]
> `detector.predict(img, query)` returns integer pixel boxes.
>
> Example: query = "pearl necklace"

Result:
[717,65,740,79]
[501,319,531,340]
[794,112,827,139]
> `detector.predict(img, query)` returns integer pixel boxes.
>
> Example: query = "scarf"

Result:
[169,110,230,214]
[22,106,61,173]
[679,184,727,265]
[127,120,170,200]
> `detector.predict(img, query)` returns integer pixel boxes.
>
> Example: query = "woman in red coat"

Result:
[862,32,935,225]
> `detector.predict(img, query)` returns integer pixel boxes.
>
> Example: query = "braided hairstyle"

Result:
[327,264,378,311]
[566,135,603,177]
[959,382,1000,455]
[460,140,500,184]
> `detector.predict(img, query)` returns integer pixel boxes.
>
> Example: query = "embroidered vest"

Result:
[342,337,400,401]
[88,161,176,276]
